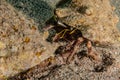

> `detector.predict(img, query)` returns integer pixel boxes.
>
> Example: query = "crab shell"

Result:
[55,0,120,44]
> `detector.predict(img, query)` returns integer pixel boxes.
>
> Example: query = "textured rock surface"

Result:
[8,44,120,80]
[0,0,59,79]
[6,0,61,31]
[110,0,120,31]
[0,0,120,80]
[56,0,120,44]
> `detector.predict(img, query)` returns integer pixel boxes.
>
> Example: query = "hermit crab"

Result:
[45,0,120,63]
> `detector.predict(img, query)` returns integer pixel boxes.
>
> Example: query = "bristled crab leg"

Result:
[66,37,84,63]
[60,37,100,63]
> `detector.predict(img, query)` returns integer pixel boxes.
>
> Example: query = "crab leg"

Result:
[66,37,100,63]
[87,40,100,61]
[67,37,84,63]
[53,29,70,41]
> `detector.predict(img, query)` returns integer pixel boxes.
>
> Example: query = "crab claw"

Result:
[87,40,101,61]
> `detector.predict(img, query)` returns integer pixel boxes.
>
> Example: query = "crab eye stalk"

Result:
[57,21,68,28]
